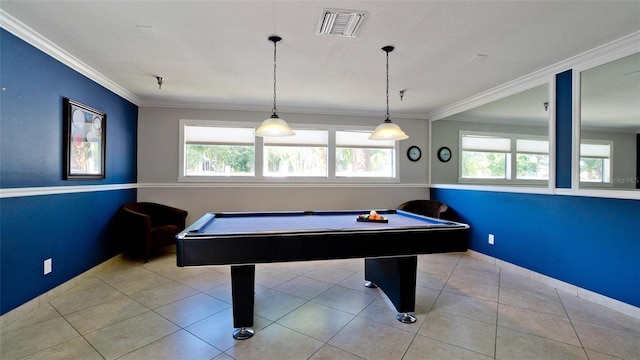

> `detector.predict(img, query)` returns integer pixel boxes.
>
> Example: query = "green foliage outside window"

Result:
[461,151,506,179]
[580,158,604,182]
[517,154,549,179]
[186,144,254,175]
[265,146,327,176]
[336,148,393,176]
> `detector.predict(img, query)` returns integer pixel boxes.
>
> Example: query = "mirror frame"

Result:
[572,36,640,199]
[428,79,554,192]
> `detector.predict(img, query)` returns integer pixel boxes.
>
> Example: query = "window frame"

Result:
[178,119,400,183]
[183,125,256,177]
[335,130,397,178]
[458,131,549,186]
[579,139,613,186]
[179,120,259,182]
[263,129,329,178]
[515,138,551,181]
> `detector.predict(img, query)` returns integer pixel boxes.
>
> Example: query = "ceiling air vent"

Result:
[317,9,367,37]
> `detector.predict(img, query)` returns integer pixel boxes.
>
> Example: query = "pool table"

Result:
[176,209,469,339]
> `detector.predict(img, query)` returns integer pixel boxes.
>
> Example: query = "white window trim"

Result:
[178,119,400,184]
[179,119,258,181]
[458,130,549,186]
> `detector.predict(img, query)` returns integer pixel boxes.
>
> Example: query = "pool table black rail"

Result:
[176,220,468,267]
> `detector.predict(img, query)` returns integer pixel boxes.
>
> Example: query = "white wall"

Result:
[137,107,430,223]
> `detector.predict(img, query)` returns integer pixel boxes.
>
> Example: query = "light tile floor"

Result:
[2,249,639,359]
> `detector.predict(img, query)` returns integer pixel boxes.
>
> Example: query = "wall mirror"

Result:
[579,52,640,190]
[431,83,550,187]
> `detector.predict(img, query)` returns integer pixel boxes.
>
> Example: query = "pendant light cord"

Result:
[385,49,390,121]
[369,45,407,141]
[272,39,278,117]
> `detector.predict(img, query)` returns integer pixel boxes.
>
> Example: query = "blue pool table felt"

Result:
[189,210,454,236]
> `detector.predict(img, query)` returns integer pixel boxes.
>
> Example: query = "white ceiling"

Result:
[2,1,640,120]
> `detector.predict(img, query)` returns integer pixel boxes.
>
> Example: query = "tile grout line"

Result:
[556,288,591,360]
[143,262,238,356]
[269,266,400,359]
[62,261,219,359]
[123,261,237,357]
[256,270,369,359]
[400,254,466,360]
[54,277,123,360]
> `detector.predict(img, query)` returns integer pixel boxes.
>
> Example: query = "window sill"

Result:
[176,176,402,186]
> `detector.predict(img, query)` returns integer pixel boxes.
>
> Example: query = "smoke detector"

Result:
[317,9,367,37]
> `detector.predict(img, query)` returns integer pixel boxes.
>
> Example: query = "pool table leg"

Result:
[230,264,255,339]
[364,256,417,323]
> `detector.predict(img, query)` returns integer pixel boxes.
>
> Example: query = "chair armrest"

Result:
[116,206,153,250]
[120,207,151,227]
[138,202,188,228]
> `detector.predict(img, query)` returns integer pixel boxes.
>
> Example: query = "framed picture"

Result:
[63,98,106,179]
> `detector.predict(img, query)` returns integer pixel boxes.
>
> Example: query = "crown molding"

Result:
[1,9,141,105]
[138,99,428,120]
[427,31,640,122]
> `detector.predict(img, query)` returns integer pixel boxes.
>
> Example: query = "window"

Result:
[179,120,399,182]
[264,130,328,177]
[461,134,511,179]
[516,139,549,180]
[460,132,548,184]
[183,125,255,176]
[580,141,612,183]
[336,131,395,177]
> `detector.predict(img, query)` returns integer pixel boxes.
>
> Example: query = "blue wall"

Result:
[0,30,137,188]
[0,29,138,315]
[431,188,640,307]
[555,70,573,189]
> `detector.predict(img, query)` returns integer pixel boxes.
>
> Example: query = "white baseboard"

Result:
[467,250,640,320]
[0,254,125,329]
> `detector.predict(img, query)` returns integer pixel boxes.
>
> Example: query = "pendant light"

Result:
[255,36,295,137]
[369,45,408,141]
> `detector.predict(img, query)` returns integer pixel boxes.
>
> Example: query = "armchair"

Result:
[117,202,188,263]
[396,199,451,220]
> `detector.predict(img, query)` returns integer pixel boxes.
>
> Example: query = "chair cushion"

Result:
[150,225,181,247]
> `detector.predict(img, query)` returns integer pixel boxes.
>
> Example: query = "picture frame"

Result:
[63,98,106,179]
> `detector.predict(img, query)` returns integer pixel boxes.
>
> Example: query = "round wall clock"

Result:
[437,147,452,162]
[407,146,422,162]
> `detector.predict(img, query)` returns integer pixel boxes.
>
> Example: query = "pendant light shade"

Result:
[256,35,295,137]
[369,120,408,140]
[256,115,295,137]
[369,45,408,141]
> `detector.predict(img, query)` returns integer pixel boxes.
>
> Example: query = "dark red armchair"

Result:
[117,202,188,263]
[396,199,451,220]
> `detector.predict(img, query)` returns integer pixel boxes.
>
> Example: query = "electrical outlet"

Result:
[488,234,495,245]
[44,258,52,275]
